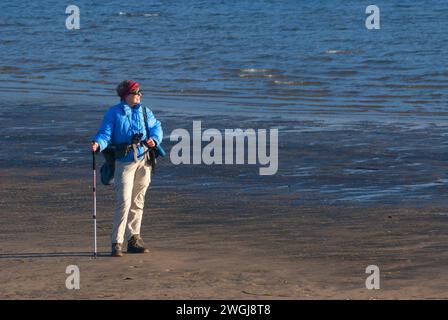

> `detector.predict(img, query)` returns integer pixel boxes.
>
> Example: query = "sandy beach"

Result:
[1,99,448,300]
[1,168,448,299]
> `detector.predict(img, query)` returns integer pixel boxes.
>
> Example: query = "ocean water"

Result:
[1,1,448,205]
[1,0,447,116]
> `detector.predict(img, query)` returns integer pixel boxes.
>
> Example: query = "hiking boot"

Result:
[127,234,149,253]
[111,243,123,257]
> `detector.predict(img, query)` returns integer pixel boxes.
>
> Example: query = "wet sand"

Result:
[1,99,448,299]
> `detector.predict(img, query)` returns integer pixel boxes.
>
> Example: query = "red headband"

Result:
[120,80,140,98]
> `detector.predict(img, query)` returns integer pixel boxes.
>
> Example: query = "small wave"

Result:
[273,80,322,86]
[71,79,92,83]
[373,76,392,81]
[24,75,45,80]
[69,63,94,68]
[16,58,43,64]
[71,79,114,86]
[239,74,255,78]
[402,75,426,81]
[389,84,448,90]
[403,100,428,105]
[174,78,196,83]
[0,40,18,45]
[238,68,283,79]
[429,71,448,77]
[362,59,395,65]
[304,56,333,62]
[0,66,21,73]
[0,22,27,28]
[324,50,353,55]
[240,68,270,73]
[240,68,282,74]
[327,70,359,76]
[119,12,160,17]
[82,56,122,62]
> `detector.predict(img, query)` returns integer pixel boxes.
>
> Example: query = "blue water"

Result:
[1,0,447,115]
[1,1,448,206]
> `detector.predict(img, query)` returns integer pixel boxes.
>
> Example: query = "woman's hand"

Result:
[146,138,156,148]
[91,141,99,152]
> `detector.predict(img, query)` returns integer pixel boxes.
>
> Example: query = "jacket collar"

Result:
[120,101,141,116]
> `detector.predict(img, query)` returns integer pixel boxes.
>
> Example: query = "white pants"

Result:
[111,158,152,244]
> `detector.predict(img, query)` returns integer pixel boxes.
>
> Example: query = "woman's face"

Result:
[125,88,142,107]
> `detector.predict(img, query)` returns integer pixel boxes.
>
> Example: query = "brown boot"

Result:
[111,243,123,257]
[127,235,149,253]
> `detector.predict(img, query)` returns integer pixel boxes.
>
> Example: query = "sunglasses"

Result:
[129,89,143,95]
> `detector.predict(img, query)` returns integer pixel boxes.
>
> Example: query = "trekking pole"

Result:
[92,150,97,258]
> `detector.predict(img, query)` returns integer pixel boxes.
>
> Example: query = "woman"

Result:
[91,80,163,257]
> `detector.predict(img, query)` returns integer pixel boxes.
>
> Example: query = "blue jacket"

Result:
[93,101,163,163]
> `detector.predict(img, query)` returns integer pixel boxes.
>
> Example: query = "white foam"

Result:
[274,80,302,85]
[325,50,352,55]
[240,68,268,73]
[119,12,160,17]
[273,80,320,86]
